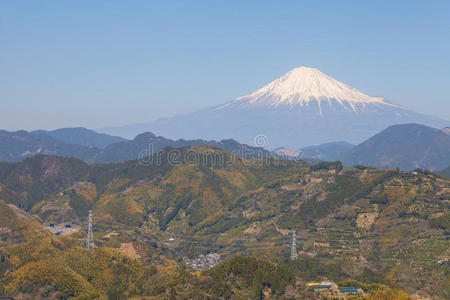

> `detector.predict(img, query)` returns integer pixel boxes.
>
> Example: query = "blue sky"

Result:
[1,0,449,130]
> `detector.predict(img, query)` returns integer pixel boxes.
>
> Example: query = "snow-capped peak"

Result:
[219,66,390,112]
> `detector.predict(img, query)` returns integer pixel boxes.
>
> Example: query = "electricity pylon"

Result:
[290,230,297,260]
[86,210,95,249]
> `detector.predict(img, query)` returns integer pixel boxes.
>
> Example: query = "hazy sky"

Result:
[1,0,449,131]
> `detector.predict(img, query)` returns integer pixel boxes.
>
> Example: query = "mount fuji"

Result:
[102,66,448,149]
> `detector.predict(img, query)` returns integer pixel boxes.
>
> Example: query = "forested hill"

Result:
[0,146,448,298]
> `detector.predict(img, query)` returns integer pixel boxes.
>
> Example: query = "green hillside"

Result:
[0,146,448,299]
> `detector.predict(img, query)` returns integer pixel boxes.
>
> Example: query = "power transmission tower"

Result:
[86,210,95,249]
[290,230,297,260]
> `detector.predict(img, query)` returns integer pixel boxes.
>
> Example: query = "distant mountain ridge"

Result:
[33,127,125,148]
[299,141,355,162]
[1,124,450,171]
[280,124,450,171]
[276,124,450,171]
[0,129,272,164]
[341,123,450,171]
[92,132,272,163]
[0,130,97,163]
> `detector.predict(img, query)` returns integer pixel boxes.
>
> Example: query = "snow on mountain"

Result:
[100,66,449,148]
[218,66,392,114]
